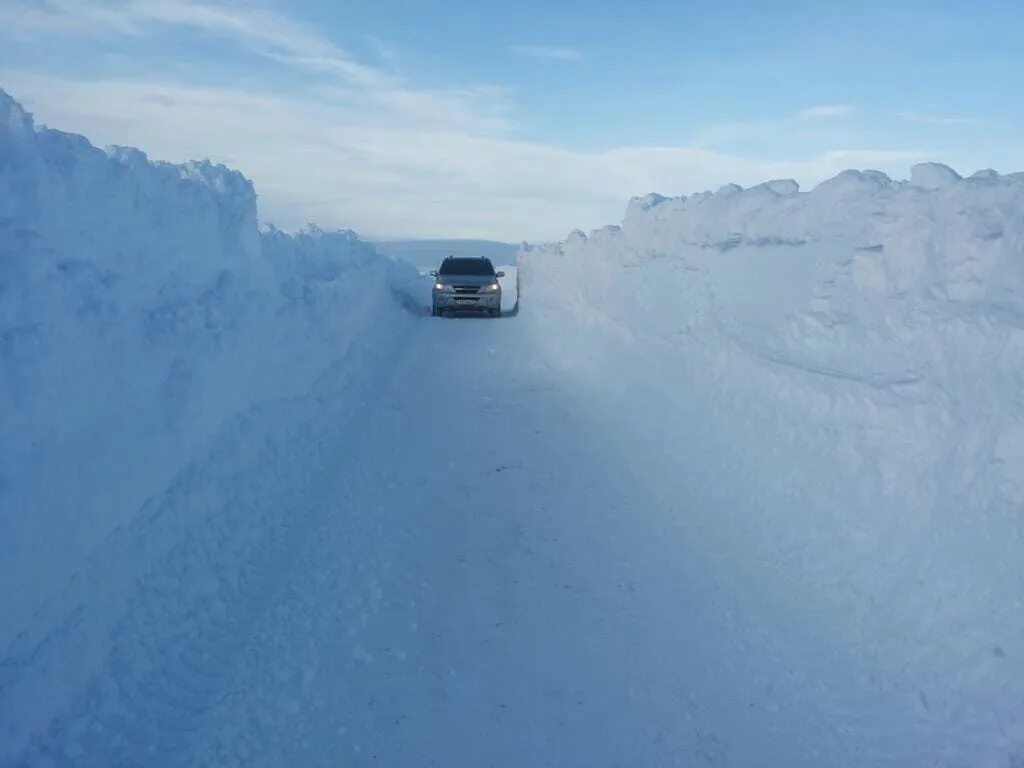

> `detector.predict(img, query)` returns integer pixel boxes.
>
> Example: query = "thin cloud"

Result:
[0,1,963,240]
[365,35,402,68]
[692,106,852,149]
[2,72,933,241]
[898,111,981,127]
[510,45,583,61]
[798,105,853,120]
[0,0,511,132]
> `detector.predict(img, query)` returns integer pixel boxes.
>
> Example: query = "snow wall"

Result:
[0,90,422,757]
[4,81,1024,764]
[520,167,1024,764]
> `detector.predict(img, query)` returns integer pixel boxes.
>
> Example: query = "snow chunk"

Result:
[589,224,621,243]
[106,145,150,168]
[814,169,893,196]
[628,192,669,211]
[910,162,962,190]
[0,88,34,136]
[969,168,1001,181]
[761,178,800,196]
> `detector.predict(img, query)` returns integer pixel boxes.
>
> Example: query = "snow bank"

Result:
[520,165,1024,764]
[0,90,419,757]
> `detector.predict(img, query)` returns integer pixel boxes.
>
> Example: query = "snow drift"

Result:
[0,91,421,760]
[520,166,1024,764]
[5,80,1024,766]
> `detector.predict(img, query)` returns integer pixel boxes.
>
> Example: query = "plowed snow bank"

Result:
[520,167,1024,764]
[0,90,418,751]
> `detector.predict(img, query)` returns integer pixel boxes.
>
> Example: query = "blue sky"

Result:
[2,0,1023,240]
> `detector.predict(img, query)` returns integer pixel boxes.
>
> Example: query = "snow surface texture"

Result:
[0,91,423,762]
[4,82,1024,768]
[520,168,1024,765]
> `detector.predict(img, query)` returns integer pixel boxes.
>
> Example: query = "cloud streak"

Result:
[0,0,512,133]
[798,104,853,120]
[0,1,943,241]
[2,71,931,241]
[130,0,392,88]
[691,105,854,150]
[509,45,583,61]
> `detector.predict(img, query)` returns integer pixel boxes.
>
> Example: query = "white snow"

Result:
[910,161,963,190]
[3,87,1024,767]
[519,165,1024,765]
[0,91,423,762]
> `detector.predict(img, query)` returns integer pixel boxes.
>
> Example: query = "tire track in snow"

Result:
[177,316,713,767]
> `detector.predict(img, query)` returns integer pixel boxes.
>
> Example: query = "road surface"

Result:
[22,310,908,767]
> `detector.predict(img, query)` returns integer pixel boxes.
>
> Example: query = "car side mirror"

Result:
[429,270,438,277]
[495,271,505,278]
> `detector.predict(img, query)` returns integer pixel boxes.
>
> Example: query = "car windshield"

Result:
[438,258,495,276]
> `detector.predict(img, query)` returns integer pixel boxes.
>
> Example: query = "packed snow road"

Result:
[14,306,925,768]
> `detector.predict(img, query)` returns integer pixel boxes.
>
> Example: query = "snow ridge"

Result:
[0,91,421,762]
[520,164,1024,765]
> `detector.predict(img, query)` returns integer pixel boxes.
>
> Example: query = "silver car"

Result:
[431,257,505,317]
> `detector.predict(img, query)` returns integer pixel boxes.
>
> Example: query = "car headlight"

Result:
[481,282,500,292]
[434,282,449,291]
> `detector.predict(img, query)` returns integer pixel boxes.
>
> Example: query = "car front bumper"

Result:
[433,292,501,311]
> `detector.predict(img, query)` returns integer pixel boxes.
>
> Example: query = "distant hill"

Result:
[373,239,518,270]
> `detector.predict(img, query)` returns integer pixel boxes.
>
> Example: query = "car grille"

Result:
[453,285,479,294]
